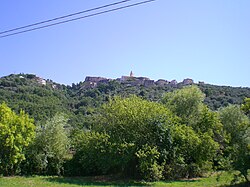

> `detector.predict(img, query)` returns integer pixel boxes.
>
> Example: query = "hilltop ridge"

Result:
[0,72,199,88]
[83,73,195,88]
[0,72,247,89]
[0,73,250,128]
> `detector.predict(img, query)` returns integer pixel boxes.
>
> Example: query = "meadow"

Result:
[0,172,248,187]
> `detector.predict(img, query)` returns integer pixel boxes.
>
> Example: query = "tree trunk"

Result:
[243,173,249,183]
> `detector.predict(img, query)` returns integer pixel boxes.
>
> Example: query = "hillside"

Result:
[0,73,250,127]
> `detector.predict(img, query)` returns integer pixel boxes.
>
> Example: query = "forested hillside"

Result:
[0,74,71,122]
[0,73,249,127]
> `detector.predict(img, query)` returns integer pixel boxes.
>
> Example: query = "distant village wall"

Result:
[83,73,194,88]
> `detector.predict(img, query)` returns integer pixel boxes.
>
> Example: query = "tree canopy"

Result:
[0,103,35,175]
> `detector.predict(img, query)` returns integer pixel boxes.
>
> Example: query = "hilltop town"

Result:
[83,71,196,88]
[1,72,198,89]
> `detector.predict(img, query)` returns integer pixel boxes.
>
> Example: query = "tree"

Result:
[22,114,70,175]
[0,103,35,175]
[67,93,225,180]
[83,96,178,179]
[241,98,250,117]
[161,86,222,178]
[95,96,177,146]
[219,105,250,182]
[68,131,136,176]
[162,86,223,142]
[162,85,205,126]
[69,132,112,176]
[219,105,249,145]
[167,124,219,179]
[91,95,219,180]
[194,106,224,143]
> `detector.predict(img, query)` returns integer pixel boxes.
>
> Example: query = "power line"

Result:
[0,0,156,39]
[0,0,132,35]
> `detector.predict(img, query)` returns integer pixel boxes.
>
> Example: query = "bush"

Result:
[136,145,163,181]
[67,131,136,176]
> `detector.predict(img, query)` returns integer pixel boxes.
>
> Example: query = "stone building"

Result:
[182,78,194,85]
[156,79,170,86]
[35,77,46,85]
[85,76,107,82]
[170,80,178,85]
[144,80,155,87]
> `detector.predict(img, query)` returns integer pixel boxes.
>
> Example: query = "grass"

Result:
[0,172,248,187]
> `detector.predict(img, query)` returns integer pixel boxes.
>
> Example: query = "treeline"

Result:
[1,74,250,130]
[0,85,249,183]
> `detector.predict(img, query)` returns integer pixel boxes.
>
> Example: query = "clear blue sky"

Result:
[0,0,249,87]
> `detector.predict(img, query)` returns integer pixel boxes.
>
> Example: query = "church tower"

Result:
[130,71,134,77]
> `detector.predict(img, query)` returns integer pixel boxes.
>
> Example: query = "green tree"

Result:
[194,106,224,144]
[241,98,250,117]
[219,105,249,145]
[68,131,135,176]
[23,114,70,175]
[136,145,163,181]
[95,95,177,146]
[92,95,219,180]
[86,96,178,179]
[162,85,205,126]
[219,105,250,182]
[0,103,35,175]
[161,86,222,178]
[168,124,219,179]
[70,132,111,176]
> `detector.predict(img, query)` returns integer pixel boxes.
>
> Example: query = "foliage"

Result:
[0,103,35,175]
[81,95,219,180]
[95,95,177,146]
[219,105,249,145]
[241,98,250,117]
[136,145,163,181]
[1,74,250,129]
[22,114,70,175]
[219,105,250,182]
[68,131,135,176]
[199,84,250,110]
[69,96,178,179]
[194,106,224,145]
[162,85,205,126]
[166,124,219,179]
[69,132,111,176]
[161,86,221,179]
[0,74,250,182]
[0,74,71,124]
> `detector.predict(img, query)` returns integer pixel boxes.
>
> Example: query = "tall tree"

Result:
[72,96,177,180]
[95,95,176,146]
[23,114,70,175]
[162,85,205,126]
[0,103,35,175]
[219,105,250,182]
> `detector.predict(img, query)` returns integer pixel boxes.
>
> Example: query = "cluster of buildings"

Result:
[18,72,197,89]
[83,71,195,88]
[19,74,47,85]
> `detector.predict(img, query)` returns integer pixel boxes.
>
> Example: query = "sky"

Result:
[0,0,250,87]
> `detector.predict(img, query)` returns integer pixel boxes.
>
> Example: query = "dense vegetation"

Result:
[0,74,249,184]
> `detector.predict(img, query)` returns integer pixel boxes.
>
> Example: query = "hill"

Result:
[0,73,250,127]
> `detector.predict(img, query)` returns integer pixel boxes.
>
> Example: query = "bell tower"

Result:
[130,71,134,77]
